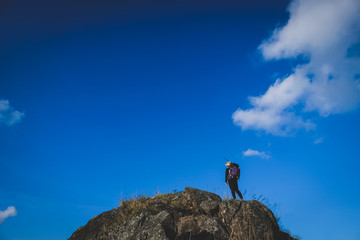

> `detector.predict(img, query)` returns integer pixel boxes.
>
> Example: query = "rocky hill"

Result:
[69,187,297,240]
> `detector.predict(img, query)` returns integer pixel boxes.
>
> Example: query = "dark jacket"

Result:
[225,163,240,183]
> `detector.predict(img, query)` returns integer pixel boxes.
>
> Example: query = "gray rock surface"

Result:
[69,187,297,240]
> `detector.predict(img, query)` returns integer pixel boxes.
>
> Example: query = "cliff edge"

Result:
[69,187,297,240]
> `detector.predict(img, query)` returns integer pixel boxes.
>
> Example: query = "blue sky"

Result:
[1,0,360,239]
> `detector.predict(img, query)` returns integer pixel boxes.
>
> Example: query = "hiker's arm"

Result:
[225,169,228,184]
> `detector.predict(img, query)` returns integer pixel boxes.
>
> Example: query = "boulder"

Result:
[68,187,297,240]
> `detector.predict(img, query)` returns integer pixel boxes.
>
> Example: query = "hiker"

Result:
[225,161,244,200]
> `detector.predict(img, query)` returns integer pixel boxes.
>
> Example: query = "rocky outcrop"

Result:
[69,187,297,240]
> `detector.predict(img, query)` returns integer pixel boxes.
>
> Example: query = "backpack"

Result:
[228,165,240,179]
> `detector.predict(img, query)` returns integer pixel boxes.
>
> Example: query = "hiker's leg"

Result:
[236,189,243,200]
[229,179,236,199]
[231,189,236,199]
[234,180,243,200]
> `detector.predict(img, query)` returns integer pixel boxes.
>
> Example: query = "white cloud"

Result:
[314,137,324,144]
[243,149,271,159]
[0,100,25,126]
[233,0,360,135]
[0,206,17,224]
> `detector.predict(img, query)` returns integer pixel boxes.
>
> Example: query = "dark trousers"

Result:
[228,178,243,200]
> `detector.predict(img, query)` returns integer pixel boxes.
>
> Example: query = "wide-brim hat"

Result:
[225,161,232,167]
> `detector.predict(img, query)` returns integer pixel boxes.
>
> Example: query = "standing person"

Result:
[225,161,244,200]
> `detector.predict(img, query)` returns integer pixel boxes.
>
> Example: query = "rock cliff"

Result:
[69,187,297,240]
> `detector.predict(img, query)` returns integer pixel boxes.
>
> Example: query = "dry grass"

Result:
[117,195,152,223]
[116,192,181,224]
